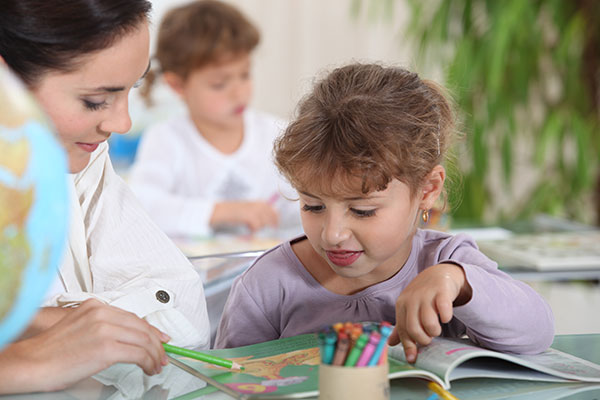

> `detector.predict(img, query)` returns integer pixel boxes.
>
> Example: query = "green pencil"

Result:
[162,343,244,371]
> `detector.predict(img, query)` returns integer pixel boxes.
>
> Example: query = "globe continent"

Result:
[0,65,69,349]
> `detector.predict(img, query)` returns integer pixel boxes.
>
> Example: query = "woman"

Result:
[0,0,209,393]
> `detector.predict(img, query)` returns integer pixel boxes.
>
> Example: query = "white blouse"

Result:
[44,142,209,349]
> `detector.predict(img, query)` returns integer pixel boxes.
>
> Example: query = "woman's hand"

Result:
[388,263,472,363]
[18,306,71,340]
[0,299,170,394]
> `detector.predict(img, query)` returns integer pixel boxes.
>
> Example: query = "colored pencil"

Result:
[163,343,244,371]
[167,355,250,399]
[428,382,461,400]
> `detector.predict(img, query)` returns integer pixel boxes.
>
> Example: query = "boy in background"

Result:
[129,0,300,237]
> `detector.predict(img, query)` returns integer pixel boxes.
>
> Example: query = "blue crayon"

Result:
[362,322,377,334]
[367,322,393,366]
[322,330,337,365]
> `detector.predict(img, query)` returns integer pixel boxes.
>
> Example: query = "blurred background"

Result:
[117,0,599,228]
[107,0,600,336]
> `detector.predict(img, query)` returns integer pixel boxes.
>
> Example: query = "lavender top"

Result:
[215,229,554,353]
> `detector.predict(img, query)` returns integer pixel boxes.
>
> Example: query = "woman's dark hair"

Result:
[0,0,152,87]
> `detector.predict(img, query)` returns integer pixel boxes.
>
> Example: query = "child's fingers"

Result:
[264,205,279,227]
[245,214,267,232]
[244,203,279,231]
[245,217,261,232]
[435,293,454,323]
[405,303,433,346]
[420,304,442,337]
[387,326,401,346]
[400,334,418,363]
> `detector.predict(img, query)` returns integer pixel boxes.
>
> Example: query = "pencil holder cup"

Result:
[318,363,390,400]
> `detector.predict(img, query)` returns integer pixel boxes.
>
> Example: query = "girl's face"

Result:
[299,179,420,285]
[32,22,150,173]
[297,170,444,292]
[174,53,253,131]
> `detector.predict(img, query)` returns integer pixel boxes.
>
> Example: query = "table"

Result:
[2,334,599,399]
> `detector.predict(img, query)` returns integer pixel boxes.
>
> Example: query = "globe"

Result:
[0,65,69,349]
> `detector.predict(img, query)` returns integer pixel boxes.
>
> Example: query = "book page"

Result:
[389,337,493,386]
[388,337,600,388]
[449,379,600,400]
[387,358,446,388]
[171,334,321,399]
[512,348,600,380]
[448,358,571,382]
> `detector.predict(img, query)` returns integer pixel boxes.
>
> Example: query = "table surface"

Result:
[2,334,599,400]
[5,216,599,399]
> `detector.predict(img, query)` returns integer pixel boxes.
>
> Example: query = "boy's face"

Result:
[178,53,252,130]
[298,178,423,286]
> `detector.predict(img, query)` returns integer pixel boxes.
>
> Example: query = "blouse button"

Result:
[156,290,170,303]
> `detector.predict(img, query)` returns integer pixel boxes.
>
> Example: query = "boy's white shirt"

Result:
[127,109,302,237]
[44,142,210,349]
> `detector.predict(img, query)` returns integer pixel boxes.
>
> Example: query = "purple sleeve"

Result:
[438,234,555,354]
[214,275,280,349]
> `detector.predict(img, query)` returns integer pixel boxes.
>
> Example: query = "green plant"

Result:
[353,0,600,225]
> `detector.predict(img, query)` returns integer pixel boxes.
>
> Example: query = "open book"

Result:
[387,336,600,389]
[169,334,600,399]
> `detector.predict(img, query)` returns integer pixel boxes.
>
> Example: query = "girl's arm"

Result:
[451,258,555,353]
[391,232,554,362]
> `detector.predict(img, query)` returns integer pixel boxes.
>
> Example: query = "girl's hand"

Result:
[211,201,279,232]
[0,299,170,394]
[388,263,472,363]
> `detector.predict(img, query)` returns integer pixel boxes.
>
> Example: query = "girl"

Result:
[215,63,554,363]
[0,0,209,393]
[128,0,301,237]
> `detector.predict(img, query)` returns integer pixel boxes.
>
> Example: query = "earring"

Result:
[421,209,429,223]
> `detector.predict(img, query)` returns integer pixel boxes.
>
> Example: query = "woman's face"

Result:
[32,22,150,173]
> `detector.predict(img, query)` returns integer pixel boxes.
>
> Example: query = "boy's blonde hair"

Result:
[141,0,259,102]
[274,63,456,199]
